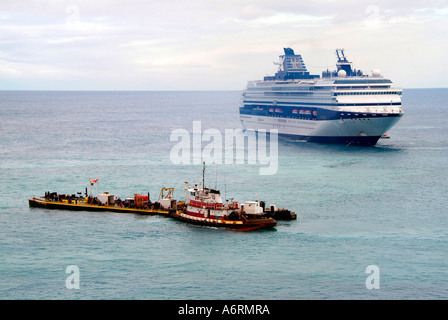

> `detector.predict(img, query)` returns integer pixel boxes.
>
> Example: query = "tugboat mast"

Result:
[202,161,206,189]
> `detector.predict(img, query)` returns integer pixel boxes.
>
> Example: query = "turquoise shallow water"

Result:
[0,89,447,299]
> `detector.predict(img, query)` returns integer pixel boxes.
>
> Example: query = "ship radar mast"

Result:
[336,48,348,62]
[320,48,363,78]
[335,48,353,75]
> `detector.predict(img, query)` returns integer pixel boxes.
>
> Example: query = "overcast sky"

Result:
[1,0,447,90]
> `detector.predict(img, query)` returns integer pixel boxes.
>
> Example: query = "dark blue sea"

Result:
[1,89,447,300]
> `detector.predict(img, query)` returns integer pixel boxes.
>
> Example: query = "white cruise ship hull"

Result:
[240,113,402,145]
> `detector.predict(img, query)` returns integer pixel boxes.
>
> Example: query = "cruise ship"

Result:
[239,48,404,145]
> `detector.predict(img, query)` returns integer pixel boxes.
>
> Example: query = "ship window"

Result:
[334,79,392,84]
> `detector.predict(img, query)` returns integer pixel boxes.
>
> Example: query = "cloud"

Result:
[0,0,447,89]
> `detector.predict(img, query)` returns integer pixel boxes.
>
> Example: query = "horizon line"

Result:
[0,87,447,92]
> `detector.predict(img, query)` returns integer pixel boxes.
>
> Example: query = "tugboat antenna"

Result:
[202,161,206,188]
[224,175,227,201]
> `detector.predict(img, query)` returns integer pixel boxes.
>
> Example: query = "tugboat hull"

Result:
[170,210,277,231]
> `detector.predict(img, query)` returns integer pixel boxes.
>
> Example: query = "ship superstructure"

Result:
[239,48,403,145]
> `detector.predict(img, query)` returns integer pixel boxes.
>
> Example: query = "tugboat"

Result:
[170,162,294,231]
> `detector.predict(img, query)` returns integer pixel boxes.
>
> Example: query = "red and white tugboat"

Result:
[171,162,279,231]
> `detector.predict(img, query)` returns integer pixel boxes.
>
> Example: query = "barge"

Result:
[29,166,296,231]
[28,186,174,216]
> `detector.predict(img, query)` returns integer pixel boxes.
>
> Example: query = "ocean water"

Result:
[0,89,447,300]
